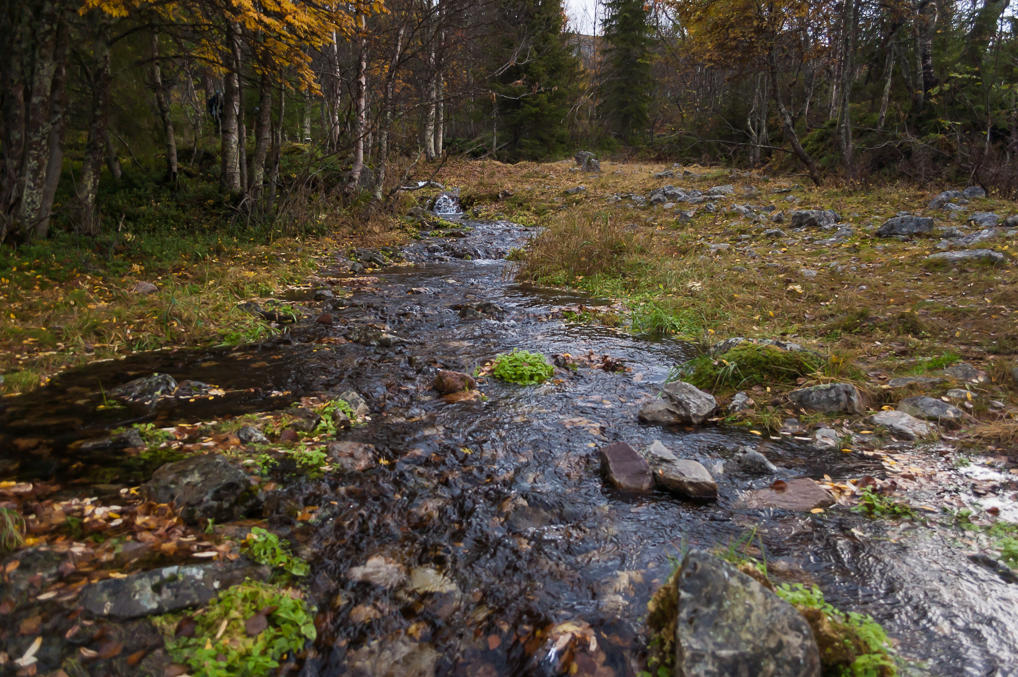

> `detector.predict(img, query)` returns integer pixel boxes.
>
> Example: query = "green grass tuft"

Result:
[681,343,824,392]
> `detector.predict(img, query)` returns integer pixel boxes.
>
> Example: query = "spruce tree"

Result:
[600,0,653,145]
[491,0,581,160]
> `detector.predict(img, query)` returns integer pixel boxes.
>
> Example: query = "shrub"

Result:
[681,343,824,392]
[491,349,555,385]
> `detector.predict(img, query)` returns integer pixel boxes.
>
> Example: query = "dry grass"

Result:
[438,157,1018,439]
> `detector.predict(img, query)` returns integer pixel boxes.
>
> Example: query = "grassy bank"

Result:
[0,170,410,396]
[440,158,1018,447]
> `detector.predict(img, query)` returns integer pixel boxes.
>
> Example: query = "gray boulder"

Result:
[789,383,863,414]
[926,249,1007,266]
[869,410,935,440]
[674,551,821,677]
[898,396,964,426]
[963,185,986,199]
[638,381,717,426]
[929,190,964,209]
[968,212,1000,228]
[237,425,269,446]
[599,442,653,492]
[574,151,601,173]
[142,454,257,526]
[80,562,264,619]
[728,391,755,413]
[643,441,718,500]
[789,209,839,229]
[944,362,987,383]
[876,215,934,238]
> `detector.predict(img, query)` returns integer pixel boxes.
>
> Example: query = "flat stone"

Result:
[869,410,935,440]
[738,478,835,512]
[674,551,821,677]
[130,281,159,295]
[969,212,1000,228]
[80,562,263,619]
[876,215,933,238]
[339,390,370,418]
[812,428,840,451]
[963,185,986,199]
[728,391,754,413]
[638,381,717,426]
[887,376,943,388]
[327,441,376,472]
[789,383,863,414]
[898,397,964,426]
[926,249,1008,265]
[599,442,653,493]
[929,190,964,209]
[236,425,269,445]
[349,555,406,588]
[943,362,987,383]
[643,441,717,500]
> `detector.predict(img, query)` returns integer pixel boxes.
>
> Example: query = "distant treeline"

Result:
[2,0,1015,244]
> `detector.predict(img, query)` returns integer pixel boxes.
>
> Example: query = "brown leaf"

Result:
[174,616,197,638]
[97,641,123,659]
[165,664,190,677]
[770,480,788,492]
[19,615,41,636]
[245,612,269,637]
[126,649,147,666]
[487,635,501,650]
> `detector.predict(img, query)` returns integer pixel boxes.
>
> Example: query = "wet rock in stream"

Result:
[643,440,718,500]
[638,380,717,426]
[651,550,821,677]
[599,442,653,492]
[142,454,259,526]
[432,370,477,394]
[738,479,835,512]
[109,373,177,407]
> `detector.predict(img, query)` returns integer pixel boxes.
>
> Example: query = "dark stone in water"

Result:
[599,442,653,493]
[142,454,258,526]
[433,370,477,395]
[738,478,834,512]
[110,373,177,407]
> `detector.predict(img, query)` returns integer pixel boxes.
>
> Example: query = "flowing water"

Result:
[2,208,1017,676]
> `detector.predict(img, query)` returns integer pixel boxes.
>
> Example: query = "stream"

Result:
[2,204,1017,676]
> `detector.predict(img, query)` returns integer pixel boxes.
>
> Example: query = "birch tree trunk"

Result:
[151,32,178,185]
[424,40,438,161]
[220,22,242,195]
[375,25,406,201]
[248,73,273,201]
[347,14,368,192]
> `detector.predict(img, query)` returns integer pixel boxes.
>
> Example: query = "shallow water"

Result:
[2,213,1016,676]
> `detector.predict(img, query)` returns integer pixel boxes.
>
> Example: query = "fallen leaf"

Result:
[19,616,41,635]
[487,635,501,650]
[15,636,42,667]
[97,641,123,659]
[245,613,268,637]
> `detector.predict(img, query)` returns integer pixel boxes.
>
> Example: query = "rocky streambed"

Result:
[1,196,1017,676]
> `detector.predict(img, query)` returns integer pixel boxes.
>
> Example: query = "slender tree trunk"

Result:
[39,52,67,239]
[436,72,445,156]
[838,0,859,173]
[329,32,342,149]
[769,52,821,186]
[375,25,406,201]
[347,15,368,192]
[235,33,247,194]
[878,41,896,130]
[424,41,437,161]
[104,132,122,180]
[268,85,283,208]
[302,89,312,142]
[150,32,178,185]
[76,20,112,237]
[248,73,272,200]
[220,22,242,195]
[914,0,938,108]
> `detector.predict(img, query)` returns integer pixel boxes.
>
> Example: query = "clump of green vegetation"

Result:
[292,445,327,476]
[562,307,623,327]
[776,583,896,676]
[953,511,1018,569]
[908,351,960,375]
[491,349,555,385]
[852,488,916,519]
[629,299,702,338]
[165,580,316,677]
[242,527,309,578]
[0,507,25,555]
[313,398,356,436]
[1000,538,1018,568]
[681,343,824,392]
